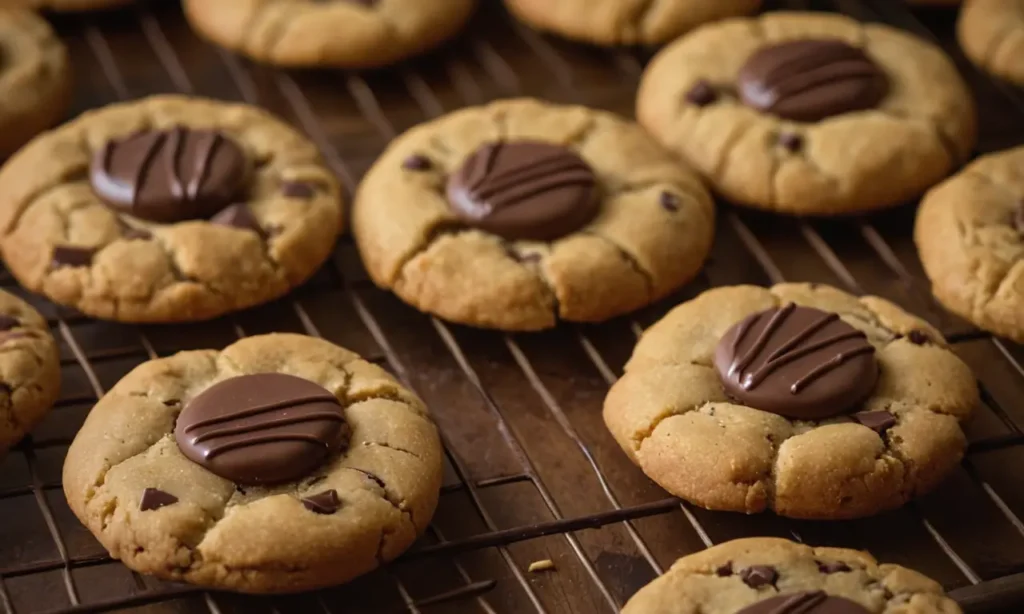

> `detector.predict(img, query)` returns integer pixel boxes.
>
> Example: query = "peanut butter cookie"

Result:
[958,0,1024,85]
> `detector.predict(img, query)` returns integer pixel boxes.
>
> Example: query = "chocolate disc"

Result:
[174,373,347,485]
[90,127,248,223]
[445,141,598,241]
[737,591,870,614]
[714,304,878,420]
[738,40,888,122]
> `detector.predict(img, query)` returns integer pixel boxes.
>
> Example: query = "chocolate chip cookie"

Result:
[353,98,715,331]
[604,283,978,519]
[503,0,761,46]
[637,12,976,216]
[622,538,962,614]
[0,289,60,453]
[0,10,70,158]
[915,145,1024,342]
[63,333,443,593]
[0,95,342,323]
[183,0,476,69]
[958,0,1024,85]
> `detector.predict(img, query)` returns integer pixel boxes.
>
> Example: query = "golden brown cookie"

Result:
[0,289,60,453]
[637,12,976,216]
[0,95,343,323]
[915,145,1024,343]
[622,538,962,614]
[0,10,70,158]
[183,0,476,69]
[503,0,761,46]
[63,333,444,593]
[604,283,978,519]
[958,0,1024,84]
[353,98,715,331]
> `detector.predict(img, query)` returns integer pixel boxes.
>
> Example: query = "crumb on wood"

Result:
[528,559,556,573]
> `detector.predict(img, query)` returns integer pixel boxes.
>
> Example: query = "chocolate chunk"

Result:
[907,330,930,345]
[402,154,432,171]
[817,560,852,574]
[52,246,96,268]
[140,488,178,511]
[779,132,803,152]
[90,127,248,223]
[281,181,318,198]
[301,489,341,514]
[715,562,733,576]
[210,204,264,236]
[174,373,347,485]
[714,304,878,420]
[446,141,598,241]
[736,591,870,614]
[852,410,896,433]
[740,565,778,589]
[738,40,888,122]
[685,79,718,106]
[0,315,18,332]
[660,191,680,212]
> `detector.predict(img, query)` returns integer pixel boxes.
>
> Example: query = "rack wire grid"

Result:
[2,0,1024,612]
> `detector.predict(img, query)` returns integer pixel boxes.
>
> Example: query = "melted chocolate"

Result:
[139,488,178,511]
[0,315,19,332]
[446,141,598,241]
[740,565,778,589]
[738,40,888,122]
[301,489,341,514]
[281,181,318,198]
[714,304,879,420]
[174,373,347,485]
[851,410,896,433]
[210,204,264,235]
[52,246,96,268]
[402,154,432,171]
[736,591,870,614]
[685,80,718,106]
[660,191,680,212]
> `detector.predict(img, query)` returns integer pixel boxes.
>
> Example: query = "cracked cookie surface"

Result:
[503,0,760,46]
[636,12,976,216]
[0,95,343,323]
[62,333,444,594]
[958,0,1024,85]
[915,145,1024,343]
[622,538,962,614]
[603,283,977,519]
[0,289,60,453]
[0,10,70,158]
[352,98,715,331]
[183,0,476,69]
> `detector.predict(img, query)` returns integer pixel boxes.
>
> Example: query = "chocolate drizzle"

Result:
[715,304,879,420]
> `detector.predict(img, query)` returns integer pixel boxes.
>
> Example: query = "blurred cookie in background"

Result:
[959,0,1024,84]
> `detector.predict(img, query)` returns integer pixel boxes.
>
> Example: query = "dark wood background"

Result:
[2,0,1024,612]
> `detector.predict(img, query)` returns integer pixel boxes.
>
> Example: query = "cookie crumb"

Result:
[528,559,556,573]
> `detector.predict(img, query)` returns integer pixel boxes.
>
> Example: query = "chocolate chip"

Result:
[402,154,432,171]
[852,410,897,433]
[715,562,734,577]
[1013,201,1024,234]
[740,565,778,589]
[52,246,96,269]
[685,80,718,106]
[907,330,930,345]
[281,181,317,198]
[301,489,341,514]
[140,488,178,511]
[660,191,680,212]
[778,132,803,152]
[0,315,19,332]
[817,560,851,574]
[122,226,152,240]
[210,204,264,236]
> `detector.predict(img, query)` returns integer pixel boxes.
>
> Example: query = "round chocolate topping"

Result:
[90,127,248,223]
[738,40,888,122]
[174,373,347,485]
[445,140,598,241]
[737,591,870,614]
[714,304,878,420]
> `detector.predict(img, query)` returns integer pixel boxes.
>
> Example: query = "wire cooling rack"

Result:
[2,0,1024,612]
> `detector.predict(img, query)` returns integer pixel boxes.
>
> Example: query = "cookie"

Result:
[622,538,962,614]
[915,146,1024,342]
[0,95,343,323]
[13,0,133,10]
[958,0,1024,85]
[62,333,444,593]
[0,289,60,453]
[0,10,70,158]
[353,98,715,331]
[636,12,976,216]
[603,283,978,519]
[503,0,760,46]
[183,0,476,69]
